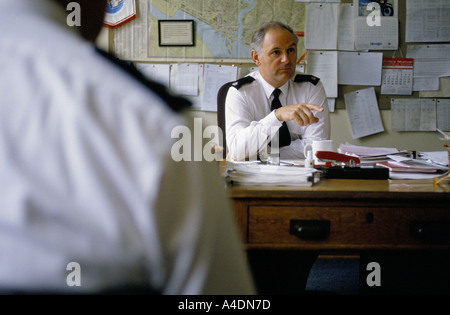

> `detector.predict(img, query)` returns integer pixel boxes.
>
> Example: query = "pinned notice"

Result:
[381,58,413,95]
[344,87,384,139]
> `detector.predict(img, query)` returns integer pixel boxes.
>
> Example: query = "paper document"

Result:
[338,51,383,86]
[201,64,237,112]
[306,51,338,98]
[406,0,450,43]
[354,17,398,50]
[391,98,436,131]
[337,3,355,51]
[113,0,148,60]
[418,151,450,167]
[437,99,450,132]
[305,3,339,50]
[378,150,449,180]
[338,143,399,157]
[173,63,199,96]
[135,63,170,87]
[407,45,450,78]
[353,0,398,50]
[337,143,413,165]
[389,172,443,180]
[344,87,384,139]
[377,160,442,173]
[406,44,450,91]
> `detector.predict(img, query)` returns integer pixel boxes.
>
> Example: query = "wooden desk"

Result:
[227,179,450,251]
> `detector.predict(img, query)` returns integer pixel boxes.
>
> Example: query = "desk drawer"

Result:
[248,206,450,247]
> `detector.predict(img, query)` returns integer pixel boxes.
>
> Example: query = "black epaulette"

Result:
[230,76,256,90]
[95,48,191,113]
[294,74,320,86]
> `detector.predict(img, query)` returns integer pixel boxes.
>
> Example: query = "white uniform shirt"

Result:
[0,0,255,295]
[226,71,330,161]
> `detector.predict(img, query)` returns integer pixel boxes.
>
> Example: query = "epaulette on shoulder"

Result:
[294,74,320,86]
[231,76,256,90]
[95,48,191,112]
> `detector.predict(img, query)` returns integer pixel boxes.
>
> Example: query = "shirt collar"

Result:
[256,71,290,100]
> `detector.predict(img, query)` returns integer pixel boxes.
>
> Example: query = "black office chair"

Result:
[217,81,234,159]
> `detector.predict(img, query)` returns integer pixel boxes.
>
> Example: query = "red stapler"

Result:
[315,151,360,168]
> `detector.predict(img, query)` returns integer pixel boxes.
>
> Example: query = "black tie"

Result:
[270,88,291,148]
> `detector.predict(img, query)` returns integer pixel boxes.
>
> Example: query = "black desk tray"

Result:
[320,166,389,180]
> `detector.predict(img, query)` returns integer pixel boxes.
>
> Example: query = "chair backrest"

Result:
[217,81,234,159]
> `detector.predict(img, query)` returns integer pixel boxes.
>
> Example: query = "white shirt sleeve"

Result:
[155,114,255,295]
[156,153,256,294]
[282,80,331,159]
[225,85,282,161]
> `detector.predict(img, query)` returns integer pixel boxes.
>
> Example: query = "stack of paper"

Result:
[384,151,448,180]
[226,161,320,187]
[419,150,449,167]
[337,143,412,165]
[376,160,441,174]
[338,143,449,180]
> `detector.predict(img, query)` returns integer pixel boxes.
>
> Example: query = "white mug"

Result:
[304,139,334,164]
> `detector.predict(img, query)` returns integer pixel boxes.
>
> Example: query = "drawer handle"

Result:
[290,220,330,240]
[410,221,450,241]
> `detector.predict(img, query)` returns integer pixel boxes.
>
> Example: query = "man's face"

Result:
[252,28,298,88]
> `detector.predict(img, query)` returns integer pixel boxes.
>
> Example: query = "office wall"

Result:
[105,0,448,153]
[96,27,110,51]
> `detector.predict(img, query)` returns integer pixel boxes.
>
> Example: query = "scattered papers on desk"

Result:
[377,160,441,173]
[226,161,320,186]
[337,143,449,180]
[388,172,445,180]
[418,151,449,167]
[337,143,412,164]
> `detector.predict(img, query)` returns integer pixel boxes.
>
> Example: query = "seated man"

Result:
[225,21,330,294]
[226,21,330,161]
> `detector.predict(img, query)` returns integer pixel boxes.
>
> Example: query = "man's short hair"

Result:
[250,21,299,54]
